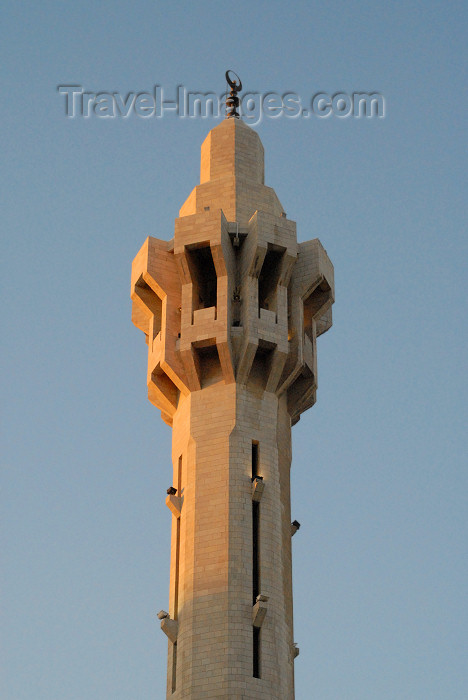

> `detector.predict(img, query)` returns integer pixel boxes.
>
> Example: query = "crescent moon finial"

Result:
[225,70,243,118]
[225,70,242,92]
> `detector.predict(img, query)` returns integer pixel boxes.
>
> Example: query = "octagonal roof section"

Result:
[200,117,264,185]
[179,118,284,226]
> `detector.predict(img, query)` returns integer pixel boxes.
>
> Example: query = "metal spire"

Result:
[225,70,242,118]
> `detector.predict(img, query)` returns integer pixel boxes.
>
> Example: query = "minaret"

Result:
[130,84,334,699]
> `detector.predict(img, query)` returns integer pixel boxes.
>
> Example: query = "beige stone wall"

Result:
[166,383,294,699]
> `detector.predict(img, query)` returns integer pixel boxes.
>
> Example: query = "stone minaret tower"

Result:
[131,115,334,699]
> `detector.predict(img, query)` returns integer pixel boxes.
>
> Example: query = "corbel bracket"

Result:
[252,594,269,628]
[252,476,264,503]
[166,494,183,518]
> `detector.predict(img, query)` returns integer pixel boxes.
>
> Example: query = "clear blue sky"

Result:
[2,1,467,699]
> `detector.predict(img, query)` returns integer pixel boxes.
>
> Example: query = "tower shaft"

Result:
[167,385,293,698]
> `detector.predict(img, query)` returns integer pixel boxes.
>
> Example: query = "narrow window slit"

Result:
[174,519,181,619]
[253,628,261,679]
[252,442,259,479]
[252,441,261,678]
[172,456,182,693]
[171,642,177,693]
[174,456,182,620]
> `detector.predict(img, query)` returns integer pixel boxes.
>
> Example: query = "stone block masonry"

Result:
[131,117,334,699]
